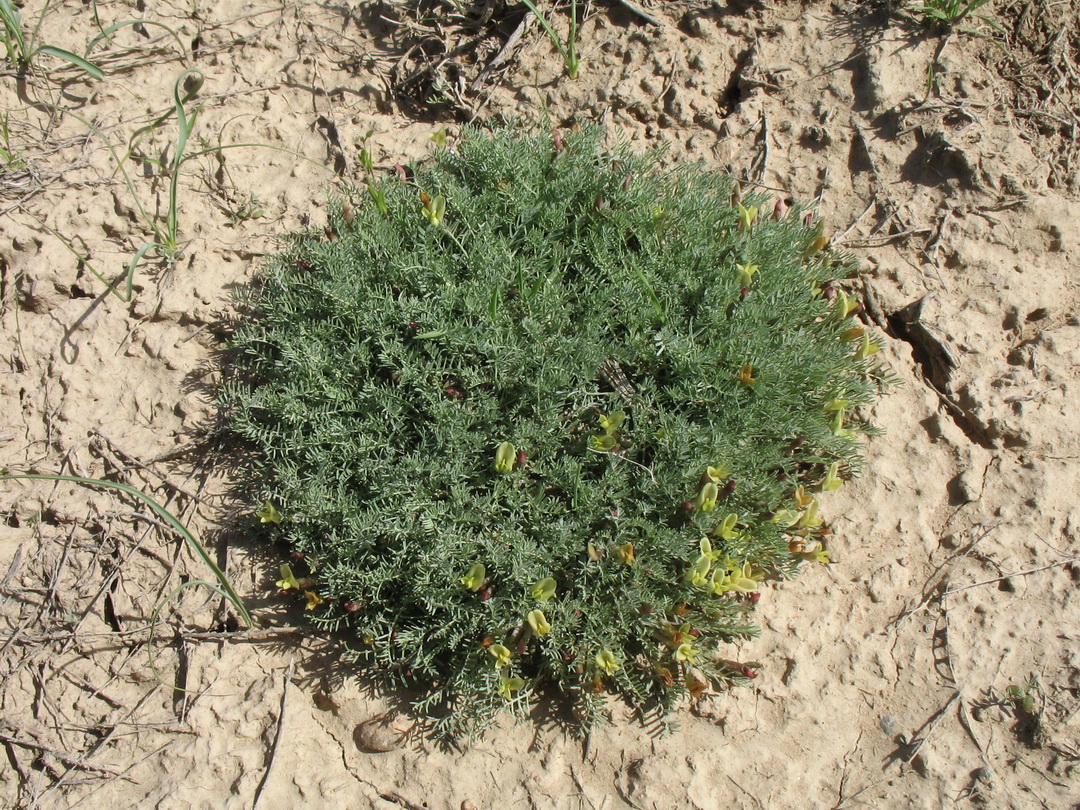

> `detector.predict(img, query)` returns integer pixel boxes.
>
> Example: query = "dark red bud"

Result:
[681,500,696,512]
[741,287,750,298]
[290,551,305,561]
[395,164,409,181]
[516,449,527,466]
[445,387,456,397]
[408,322,418,331]
[823,287,837,301]
[743,666,757,679]
[723,479,737,494]
[297,260,313,271]
[478,587,491,601]
[750,592,761,605]
[323,225,336,241]
[553,129,564,151]
[689,628,700,637]
[343,600,360,612]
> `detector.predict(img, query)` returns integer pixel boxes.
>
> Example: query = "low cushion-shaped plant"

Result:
[224,125,884,736]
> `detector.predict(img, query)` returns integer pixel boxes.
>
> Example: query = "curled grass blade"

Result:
[38,44,103,79]
[0,472,253,628]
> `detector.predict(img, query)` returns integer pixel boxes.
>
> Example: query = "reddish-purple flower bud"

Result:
[343,600,360,612]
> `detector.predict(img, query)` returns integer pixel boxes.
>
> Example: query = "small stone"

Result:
[353,715,412,753]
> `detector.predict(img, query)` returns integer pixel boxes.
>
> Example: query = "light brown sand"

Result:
[1,1,1077,807]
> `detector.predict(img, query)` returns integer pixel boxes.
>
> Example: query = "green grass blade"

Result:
[38,45,104,79]
[0,0,28,62]
[519,0,571,66]
[0,472,253,627]
[87,19,187,60]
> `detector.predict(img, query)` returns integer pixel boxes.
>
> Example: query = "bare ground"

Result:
[1,1,1078,807]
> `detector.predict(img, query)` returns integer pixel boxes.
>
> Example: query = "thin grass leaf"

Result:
[38,45,103,79]
[87,19,187,61]
[519,0,579,78]
[0,0,28,62]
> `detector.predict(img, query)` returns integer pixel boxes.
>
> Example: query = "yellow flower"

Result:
[460,562,486,592]
[797,498,823,529]
[696,482,719,512]
[598,410,625,434]
[715,513,740,541]
[687,554,712,587]
[489,644,512,669]
[803,234,830,258]
[795,545,832,564]
[526,609,551,637]
[675,643,698,664]
[258,501,282,524]
[822,462,842,491]
[589,433,618,451]
[422,192,446,227]
[737,203,758,231]
[771,508,800,527]
[841,325,865,342]
[275,564,301,591]
[618,542,635,565]
[530,577,557,602]
[711,560,758,595]
[738,363,757,386]
[497,674,525,699]
[737,263,759,287]
[595,650,620,675]
[855,332,880,360]
[705,465,730,482]
[303,591,324,611]
[495,441,516,474]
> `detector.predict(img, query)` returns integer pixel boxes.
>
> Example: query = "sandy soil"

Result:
[1,0,1078,808]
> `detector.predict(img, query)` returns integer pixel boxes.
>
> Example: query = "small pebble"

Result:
[353,715,412,753]
[879,715,897,736]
